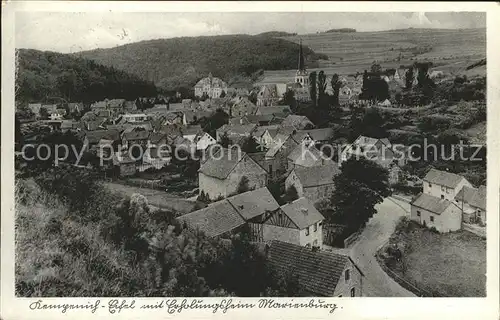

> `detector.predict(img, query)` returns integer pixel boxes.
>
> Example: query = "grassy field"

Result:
[104,181,201,214]
[378,218,486,297]
[256,28,486,84]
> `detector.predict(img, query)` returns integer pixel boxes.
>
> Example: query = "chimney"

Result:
[301,207,308,215]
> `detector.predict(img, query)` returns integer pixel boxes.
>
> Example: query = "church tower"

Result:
[294,39,309,87]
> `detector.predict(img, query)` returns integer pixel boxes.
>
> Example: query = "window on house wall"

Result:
[345,269,350,281]
[430,216,434,222]
[417,211,421,217]
[428,183,432,188]
[314,223,318,232]
[441,195,444,199]
[305,227,310,236]
[441,186,445,192]
[350,288,355,297]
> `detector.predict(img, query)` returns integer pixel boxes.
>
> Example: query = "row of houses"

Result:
[178,187,364,297]
[410,168,486,232]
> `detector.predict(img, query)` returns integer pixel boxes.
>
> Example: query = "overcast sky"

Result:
[15,12,485,53]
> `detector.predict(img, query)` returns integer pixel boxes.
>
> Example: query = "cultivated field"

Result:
[256,28,486,85]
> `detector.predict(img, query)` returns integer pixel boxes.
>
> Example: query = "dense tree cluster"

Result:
[16,49,158,104]
[327,157,391,233]
[15,167,300,297]
[359,68,390,102]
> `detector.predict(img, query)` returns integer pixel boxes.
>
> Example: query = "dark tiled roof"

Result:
[279,197,324,229]
[411,193,453,215]
[296,128,334,142]
[84,129,120,144]
[423,169,466,189]
[244,114,276,124]
[149,132,169,144]
[267,241,352,296]
[265,133,291,157]
[198,148,247,180]
[455,186,477,204]
[456,185,486,210]
[122,129,151,141]
[293,164,340,188]
[281,115,313,129]
[287,144,331,167]
[218,124,257,136]
[84,119,105,131]
[254,125,279,138]
[227,187,280,220]
[256,106,292,116]
[471,185,487,210]
[177,201,245,238]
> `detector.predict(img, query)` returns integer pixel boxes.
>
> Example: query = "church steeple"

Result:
[294,39,308,87]
[298,39,305,72]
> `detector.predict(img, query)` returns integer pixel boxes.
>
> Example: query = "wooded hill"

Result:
[74,34,328,91]
[16,49,158,104]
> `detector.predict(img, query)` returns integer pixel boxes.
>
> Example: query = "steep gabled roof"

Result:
[122,129,151,141]
[281,115,313,129]
[177,201,245,238]
[411,193,454,215]
[218,123,257,136]
[267,241,361,296]
[293,163,340,188]
[296,128,334,142]
[255,105,292,116]
[280,197,324,229]
[84,129,120,144]
[423,168,467,189]
[199,148,256,180]
[456,185,486,210]
[227,187,280,220]
[287,144,331,167]
[265,133,291,158]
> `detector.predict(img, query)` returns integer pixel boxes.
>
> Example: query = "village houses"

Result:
[194,132,217,151]
[179,188,325,250]
[455,185,486,224]
[340,135,407,184]
[267,240,364,297]
[263,133,300,178]
[194,73,228,99]
[216,123,257,142]
[263,197,324,248]
[285,163,340,204]
[287,143,336,170]
[178,187,280,239]
[410,168,483,233]
[198,148,268,200]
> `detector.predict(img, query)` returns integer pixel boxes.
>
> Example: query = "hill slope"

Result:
[16,49,158,104]
[75,34,328,90]
[258,28,486,84]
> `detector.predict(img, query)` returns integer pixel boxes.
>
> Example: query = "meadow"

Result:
[256,28,486,85]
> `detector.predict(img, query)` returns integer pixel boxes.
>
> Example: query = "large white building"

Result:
[194,73,228,99]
